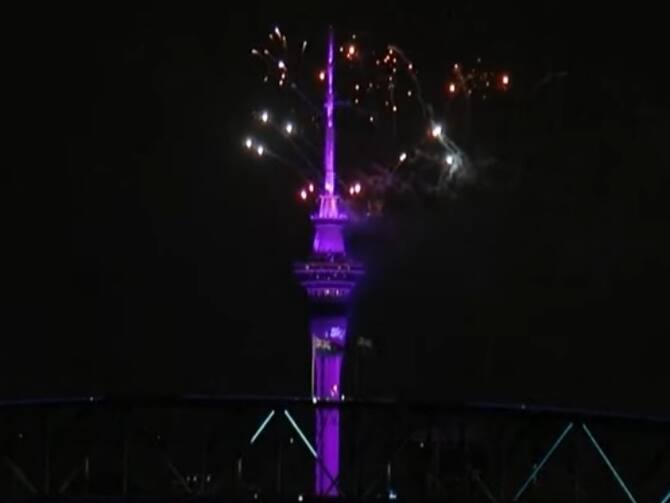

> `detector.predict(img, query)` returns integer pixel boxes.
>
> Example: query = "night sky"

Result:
[6,3,670,414]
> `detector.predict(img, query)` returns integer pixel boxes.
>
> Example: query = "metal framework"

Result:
[1,396,668,502]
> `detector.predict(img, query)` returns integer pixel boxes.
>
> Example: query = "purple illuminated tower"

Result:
[293,27,364,497]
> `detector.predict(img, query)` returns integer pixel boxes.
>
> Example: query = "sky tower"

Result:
[293,27,364,497]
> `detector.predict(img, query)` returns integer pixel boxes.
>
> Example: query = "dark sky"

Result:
[6,3,670,414]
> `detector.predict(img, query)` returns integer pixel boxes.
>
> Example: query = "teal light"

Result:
[582,423,637,503]
[513,422,574,501]
[249,410,275,445]
[284,409,317,458]
[660,488,670,503]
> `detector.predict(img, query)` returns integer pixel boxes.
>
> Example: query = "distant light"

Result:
[308,183,314,193]
[277,60,286,70]
[407,90,413,97]
[408,63,413,70]
[502,73,510,85]
[431,124,443,138]
[389,489,398,500]
[260,110,269,123]
[399,152,407,162]
[392,105,398,112]
[325,182,333,193]
[369,116,374,123]
[245,138,253,149]
[349,186,355,196]
[285,122,294,134]
[355,83,360,91]
[348,44,356,56]
[454,63,459,70]
[312,397,318,404]
[300,189,308,200]
[354,182,361,194]
[274,26,281,37]
[318,70,326,81]
[298,495,304,502]
[354,98,359,104]
[256,145,264,156]
[446,154,454,165]
[448,82,456,94]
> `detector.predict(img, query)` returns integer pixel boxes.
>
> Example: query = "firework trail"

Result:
[242,26,512,211]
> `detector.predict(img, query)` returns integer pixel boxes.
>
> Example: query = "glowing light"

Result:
[369,116,374,123]
[256,145,265,156]
[399,152,407,162]
[513,423,574,501]
[325,182,333,193]
[392,105,398,112]
[349,186,355,196]
[448,82,456,94]
[308,183,314,193]
[354,182,361,194]
[245,137,253,149]
[347,44,356,56]
[431,124,443,138]
[274,26,281,38]
[502,73,510,85]
[300,189,308,200]
[446,154,454,165]
[251,48,259,55]
[582,424,638,503]
[407,90,413,97]
[285,122,294,134]
[454,63,460,70]
[284,410,317,458]
[260,110,269,123]
[355,84,360,91]
[318,70,326,81]
[249,410,275,445]
[354,98,359,104]
[408,63,413,70]
[277,60,286,70]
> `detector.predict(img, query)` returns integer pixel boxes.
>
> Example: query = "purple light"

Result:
[324,28,336,197]
[311,316,347,496]
[293,27,364,497]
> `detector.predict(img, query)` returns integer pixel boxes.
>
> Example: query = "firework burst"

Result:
[243,27,508,213]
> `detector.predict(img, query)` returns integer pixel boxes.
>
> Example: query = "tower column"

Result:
[293,26,364,497]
